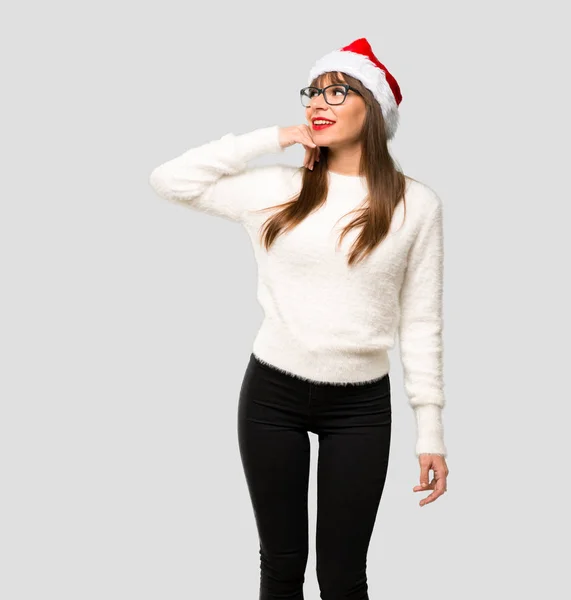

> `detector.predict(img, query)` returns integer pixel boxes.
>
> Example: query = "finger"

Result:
[301,125,317,146]
[419,478,447,507]
[310,147,319,169]
[304,130,317,148]
[412,478,436,492]
[311,147,320,166]
[412,482,435,492]
[303,146,312,168]
[305,146,319,170]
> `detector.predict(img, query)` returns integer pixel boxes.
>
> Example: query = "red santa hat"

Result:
[308,38,402,141]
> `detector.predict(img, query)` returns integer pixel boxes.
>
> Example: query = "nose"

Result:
[309,91,328,109]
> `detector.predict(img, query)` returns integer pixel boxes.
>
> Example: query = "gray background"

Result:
[1,1,569,598]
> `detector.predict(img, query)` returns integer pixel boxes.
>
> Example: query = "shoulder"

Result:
[403,176,443,217]
[404,175,442,207]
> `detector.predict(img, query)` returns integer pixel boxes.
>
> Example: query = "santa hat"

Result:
[308,38,402,141]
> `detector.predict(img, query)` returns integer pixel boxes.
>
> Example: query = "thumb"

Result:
[419,464,430,488]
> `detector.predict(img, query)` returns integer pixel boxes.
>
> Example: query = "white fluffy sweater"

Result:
[149,125,447,457]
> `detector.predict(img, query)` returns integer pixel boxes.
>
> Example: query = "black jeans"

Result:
[237,353,392,600]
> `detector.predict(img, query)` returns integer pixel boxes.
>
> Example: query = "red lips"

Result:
[312,120,335,131]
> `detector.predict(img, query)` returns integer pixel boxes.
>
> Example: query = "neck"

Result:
[326,141,362,176]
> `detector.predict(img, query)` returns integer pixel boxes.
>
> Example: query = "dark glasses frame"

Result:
[299,83,362,106]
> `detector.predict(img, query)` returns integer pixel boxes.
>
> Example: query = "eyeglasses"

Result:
[300,84,362,107]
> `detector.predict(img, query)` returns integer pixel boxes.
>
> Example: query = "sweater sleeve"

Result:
[148,125,285,223]
[398,194,447,457]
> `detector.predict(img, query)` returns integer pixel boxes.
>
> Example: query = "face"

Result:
[304,72,367,148]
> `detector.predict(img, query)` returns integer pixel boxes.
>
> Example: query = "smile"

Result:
[312,121,335,131]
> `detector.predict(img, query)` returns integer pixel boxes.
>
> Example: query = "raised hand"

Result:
[278,124,321,170]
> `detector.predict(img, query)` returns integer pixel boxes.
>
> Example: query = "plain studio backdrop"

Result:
[1,1,569,598]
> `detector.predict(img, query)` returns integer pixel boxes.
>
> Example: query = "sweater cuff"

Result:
[414,404,447,457]
[235,125,285,163]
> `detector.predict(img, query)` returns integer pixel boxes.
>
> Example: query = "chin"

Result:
[320,137,338,148]
[314,131,335,142]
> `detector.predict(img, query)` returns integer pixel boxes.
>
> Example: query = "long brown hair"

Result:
[256,70,409,267]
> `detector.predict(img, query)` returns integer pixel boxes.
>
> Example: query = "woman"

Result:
[149,37,449,600]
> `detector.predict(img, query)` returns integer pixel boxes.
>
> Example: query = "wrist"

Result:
[414,404,447,457]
